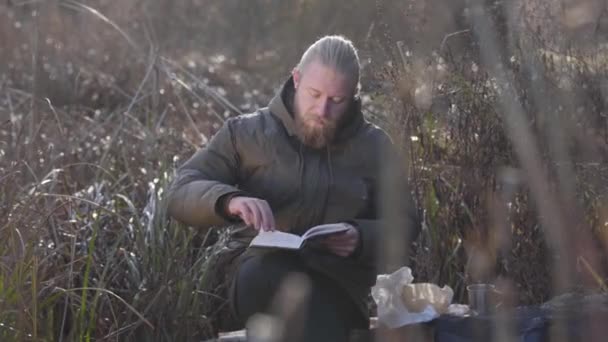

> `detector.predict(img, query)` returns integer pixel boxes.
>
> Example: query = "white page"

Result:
[249,230,303,249]
[302,223,350,240]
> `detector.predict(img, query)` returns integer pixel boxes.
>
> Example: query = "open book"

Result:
[249,223,350,250]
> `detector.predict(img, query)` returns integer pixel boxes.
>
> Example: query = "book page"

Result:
[302,223,350,240]
[249,230,303,250]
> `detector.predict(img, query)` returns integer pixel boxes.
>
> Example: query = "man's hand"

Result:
[227,196,276,231]
[319,223,360,257]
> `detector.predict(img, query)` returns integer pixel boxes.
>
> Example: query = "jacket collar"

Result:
[268,76,365,145]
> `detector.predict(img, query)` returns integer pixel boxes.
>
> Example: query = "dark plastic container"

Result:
[433,307,549,342]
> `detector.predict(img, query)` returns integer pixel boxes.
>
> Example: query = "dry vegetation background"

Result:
[2,0,608,341]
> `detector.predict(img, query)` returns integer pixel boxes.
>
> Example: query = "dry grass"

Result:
[2,0,608,341]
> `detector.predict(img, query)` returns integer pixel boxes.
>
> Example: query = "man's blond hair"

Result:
[296,35,361,93]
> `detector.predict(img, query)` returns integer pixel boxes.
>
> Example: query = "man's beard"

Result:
[293,97,347,149]
[294,113,337,149]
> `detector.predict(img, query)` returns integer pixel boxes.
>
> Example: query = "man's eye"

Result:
[331,97,345,104]
[309,90,321,98]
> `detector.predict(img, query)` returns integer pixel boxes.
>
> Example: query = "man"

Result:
[167,35,420,341]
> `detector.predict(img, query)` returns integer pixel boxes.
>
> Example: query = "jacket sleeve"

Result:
[166,119,245,228]
[351,136,421,273]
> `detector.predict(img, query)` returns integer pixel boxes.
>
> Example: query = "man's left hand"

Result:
[319,223,360,257]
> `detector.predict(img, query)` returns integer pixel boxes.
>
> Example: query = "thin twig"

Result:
[9,0,45,7]
[96,53,158,179]
[13,228,26,259]
[58,237,76,342]
[160,57,242,117]
[578,256,608,292]
[60,162,119,183]
[55,287,154,330]
[39,193,130,223]
[440,29,471,53]
[45,97,66,136]
[175,86,205,139]
[59,0,142,54]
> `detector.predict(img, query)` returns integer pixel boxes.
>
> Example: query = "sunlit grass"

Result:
[2,0,608,341]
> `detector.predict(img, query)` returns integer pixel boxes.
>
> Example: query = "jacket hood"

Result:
[268,76,365,146]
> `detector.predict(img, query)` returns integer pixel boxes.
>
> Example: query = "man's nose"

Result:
[318,98,331,118]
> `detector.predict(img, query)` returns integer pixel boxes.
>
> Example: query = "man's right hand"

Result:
[227,196,276,231]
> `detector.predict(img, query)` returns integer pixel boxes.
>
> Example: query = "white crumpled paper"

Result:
[371,266,454,329]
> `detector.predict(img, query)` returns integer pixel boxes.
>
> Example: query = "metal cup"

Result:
[467,283,497,315]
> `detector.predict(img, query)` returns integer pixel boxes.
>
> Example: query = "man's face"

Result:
[292,61,356,149]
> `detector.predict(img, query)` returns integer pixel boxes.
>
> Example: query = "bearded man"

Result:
[167,35,420,341]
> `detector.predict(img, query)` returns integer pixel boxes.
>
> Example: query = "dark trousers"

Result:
[231,251,367,342]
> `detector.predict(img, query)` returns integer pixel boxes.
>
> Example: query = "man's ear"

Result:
[292,68,301,89]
